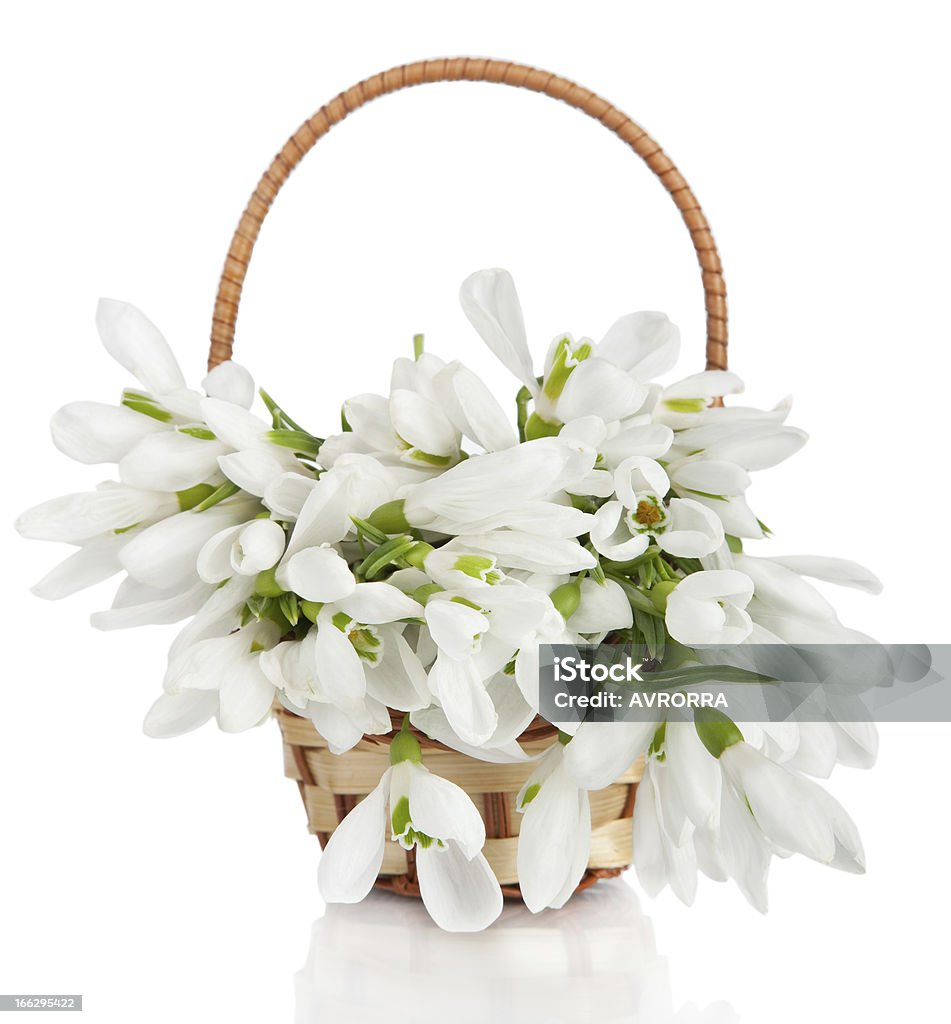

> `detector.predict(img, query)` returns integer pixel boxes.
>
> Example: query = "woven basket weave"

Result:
[207,58,729,900]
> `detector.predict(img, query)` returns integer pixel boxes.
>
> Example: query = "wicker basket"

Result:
[207,58,729,900]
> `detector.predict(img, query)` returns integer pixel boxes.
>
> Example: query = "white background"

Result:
[1,2,949,1021]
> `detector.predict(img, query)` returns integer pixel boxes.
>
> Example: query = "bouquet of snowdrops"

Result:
[17,268,881,932]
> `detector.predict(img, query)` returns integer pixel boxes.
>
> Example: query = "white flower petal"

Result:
[317,775,388,903]
[428,654,497,746]
[231,518,285,575]
[50,401,166,464]
[557,358,647,424]
[218,657,275,732]
[119,501,257,590]
[721,743,837,864]
[202,360,255,408]
[570,578,634,634]
[119,431,226,491]
[364,629,430,712]
[517,759,590,913]
[563,720,656,790]
[218,450,286,497]
[597,311,681,379]
[425,601,489,661]
[91,579,213,630]
[30,533,127,599]
[279,546,355,603]
[665,722,721,828]
[459,269,535,390]
[663,371,745,402]
[767,555,883,595]
[415,843,503,932]
[143,689,218,738]
[16,485,171,543]
[199,397,272,451]
[314,615,367,709]
[454,531,596,575]
[306,701,366,755]
[343,394,399,452]
[406,763,486,858]
[196,524,242,583]
[659,498,725,557]
[335,582,422,624]
[96,299,185,395]
[434,361,518,452]
[672,459,751,497]
[590,501,649,561]
[389,389,459,457]
[263,472,316,519]
[599,423,674,466]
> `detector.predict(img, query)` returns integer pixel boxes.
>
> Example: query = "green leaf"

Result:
[176,483,217,511]
[633,608,665,662]
[644,665,777,689]
[605,573,664,618]
[259,387,309,433]
[279,592,300,627]
[266,429,323,456]
[350,515,389,546]
[357,534,417,580]
[192,480,241,512]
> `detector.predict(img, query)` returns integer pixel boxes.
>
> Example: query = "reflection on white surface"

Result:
[295,880,737,1024]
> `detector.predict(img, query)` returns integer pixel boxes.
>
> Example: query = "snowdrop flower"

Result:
[424,581,557,745]
[665,569,754,645]
[16,483,177,544]
[516,744,592,912]
[590,456,724,561]
[145,617,280,735]
[721,740,865,872]
[309,586,425,716]
[318,725,503,931]
[563,719,657,791]
[329,350,516,470]
[368,437,596,537]
[460,269,679,435]
[633,758,699,905]
[200,397,307,500]
[260,631,403,754]
[196,518,287,583]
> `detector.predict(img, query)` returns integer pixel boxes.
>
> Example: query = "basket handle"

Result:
[208,58,728,372]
